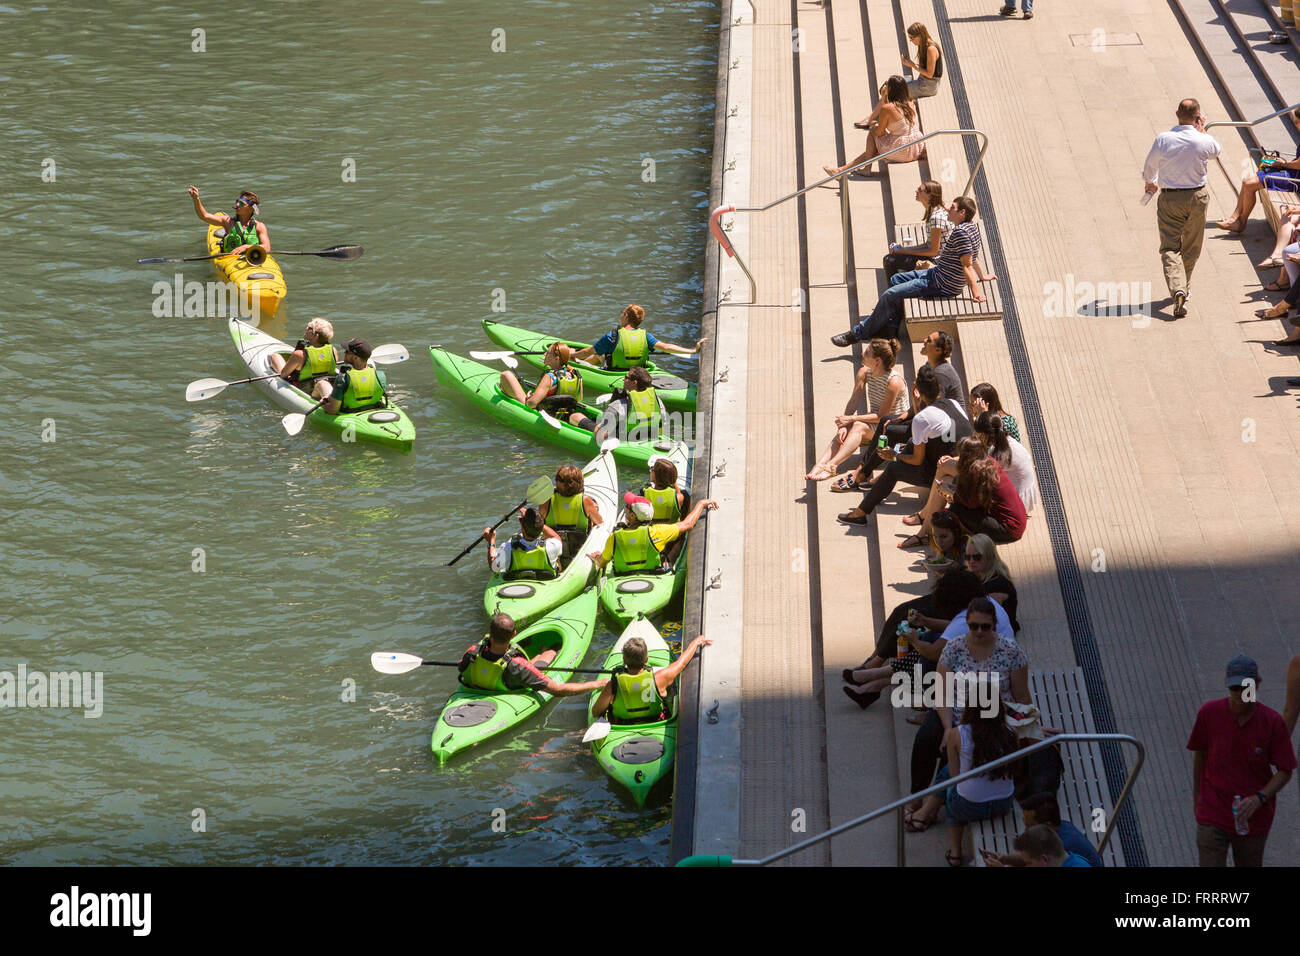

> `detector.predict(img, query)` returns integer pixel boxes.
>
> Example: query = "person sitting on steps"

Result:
[823,75,924,178]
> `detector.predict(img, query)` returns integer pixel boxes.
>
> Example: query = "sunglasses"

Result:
[965,552,984,561]
[968,621,994,632]
[235,197,253,208]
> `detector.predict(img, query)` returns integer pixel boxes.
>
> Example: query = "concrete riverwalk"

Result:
[673,0,1300,866]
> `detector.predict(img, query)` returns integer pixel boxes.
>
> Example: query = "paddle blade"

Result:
[371,652,424,674]
[537,409,564,430]
[319,244,364,260]
[599,437,621,453]
[469,350,518,368]
[186,378,229,402]
[137,256,181,264]
[282,413,308,436]
[369,343,409,365]
[594,393,613,404]
[524,475,555,505]
[582,719,612,743]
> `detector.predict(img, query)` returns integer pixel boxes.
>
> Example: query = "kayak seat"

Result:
[539,395,579,413]
[503,568,557,583]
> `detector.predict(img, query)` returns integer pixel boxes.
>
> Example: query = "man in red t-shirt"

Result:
[1186,655,1295,866]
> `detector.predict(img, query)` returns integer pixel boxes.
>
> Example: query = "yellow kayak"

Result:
[205,214,286,319]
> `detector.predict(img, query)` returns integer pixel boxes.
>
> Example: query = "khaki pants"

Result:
[1156,186,1209,297]
[1196,823,1267,867]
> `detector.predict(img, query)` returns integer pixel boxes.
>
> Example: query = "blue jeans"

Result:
[934,763,1014,824]
[852,268,945,341]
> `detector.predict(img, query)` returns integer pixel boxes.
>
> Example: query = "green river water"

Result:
[4,0,716,864]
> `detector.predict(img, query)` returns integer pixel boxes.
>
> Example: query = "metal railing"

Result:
[676,732,1144,867]
[709,128,989,303]
[1205,103,1300,198]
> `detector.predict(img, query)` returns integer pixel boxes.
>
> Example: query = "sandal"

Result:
[904,809,933,833]
[823,165,841,178]
[1264,280,1291,292]
[1256,308,1291,319]
[805,464,835,481]
[901,512,923,527]
[1258,258,1284,270]
[898,533,925,550]
[842,668,862,685]
[946,850,967,867]
[829,475,859,493]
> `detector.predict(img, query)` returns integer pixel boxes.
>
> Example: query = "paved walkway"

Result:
[682,0,1300,866]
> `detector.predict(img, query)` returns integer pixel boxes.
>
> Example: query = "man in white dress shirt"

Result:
[1142,99,1222,318]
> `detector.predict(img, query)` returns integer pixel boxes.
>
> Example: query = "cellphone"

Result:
[893,443,906,455]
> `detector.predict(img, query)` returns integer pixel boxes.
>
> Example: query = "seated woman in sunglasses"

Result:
[499,342,597,431]
[188,186,270,257]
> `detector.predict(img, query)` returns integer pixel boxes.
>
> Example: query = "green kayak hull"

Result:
[431,588,598,764]
[597,540,687,629]
[587,617,678,808]
[481,319,698,412]
[482,449,618,628]
[429,346,692,473]
[229,318,415,451]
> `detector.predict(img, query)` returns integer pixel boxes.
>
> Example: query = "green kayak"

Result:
[483,448,619,628]
[229,318,415,451]
[431,587,598,764]
[481,318,698,412]
[429,346,692,472]
[598,539,687,629]
[587,616,678,808]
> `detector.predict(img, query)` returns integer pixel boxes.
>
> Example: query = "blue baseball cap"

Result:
[1225,655,1260,689]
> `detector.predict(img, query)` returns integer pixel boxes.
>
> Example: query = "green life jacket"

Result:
[340,366,384,410]
[460,640,523,692]
[610,665,666,724]
[640,483,681,522]
[507,536,557,580]
[547,492,589,532]
[611,524,662,573]
[298,344,337,382]
[626,387,660,436]
[610,327,649,369]
[222,217,261,253]
[547,366,583,400]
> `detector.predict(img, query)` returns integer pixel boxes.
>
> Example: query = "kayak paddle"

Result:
[470,350,520,369]
[185,343,409,402]
[371,651,619,676]
[138,243,363,265]
[282,398,328,436]
[446,475,555,567]
[582,717,612,742]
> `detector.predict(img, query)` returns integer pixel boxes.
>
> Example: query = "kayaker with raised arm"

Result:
[188,186,269,257]
[572,304,706,371]
[459,612,606,697]
[316,338,388,414]
[588,494,718,573]
[590,633,713,724]
[270,317,339,383]
[539,464,604,562]
[484,507,563,579]
[499,342,597,431]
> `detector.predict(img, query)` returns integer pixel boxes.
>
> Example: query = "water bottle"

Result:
[1140,186,1156,206]
[896,623,911,658]
[1232,795,1250,835]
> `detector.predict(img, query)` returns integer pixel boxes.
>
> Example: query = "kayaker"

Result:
[641,457,690,565]
[188,186,270,256]
[539,464,604,562]
[458,612,606,696]
[589,493,718,573]
[601,366,668,444]
[484,507,563,580]
[499,342,595,429]
[573,303,706,371]
[317,338,388,414]
[590,633,713,724]
[271,317,339,384]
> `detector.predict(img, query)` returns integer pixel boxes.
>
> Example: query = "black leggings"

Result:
[911,709,947,796]
[871,596,930,660]
[947,501,1019,544]
[857,416,911,478]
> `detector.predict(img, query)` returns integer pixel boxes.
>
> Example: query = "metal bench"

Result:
[969,667,1124,867]
[895,222,1003,329]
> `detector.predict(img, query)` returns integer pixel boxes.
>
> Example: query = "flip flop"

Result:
[898,533,926,550]
[1256,308,1291,319]
[946,851,967,867]
[901,512,923,527]
[904,809,933,833]
[1264,281,1291,292]
[1258,258,1283,270]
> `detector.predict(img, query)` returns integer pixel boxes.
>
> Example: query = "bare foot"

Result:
[1215,218,1243,232]
[823,165,841,178]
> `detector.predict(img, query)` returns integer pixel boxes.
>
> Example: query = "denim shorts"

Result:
[935,764,1014,824]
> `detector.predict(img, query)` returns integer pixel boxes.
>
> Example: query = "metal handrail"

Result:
[1205,103,1300,198]
[682,732,1144,867]
[709,127,989,303]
